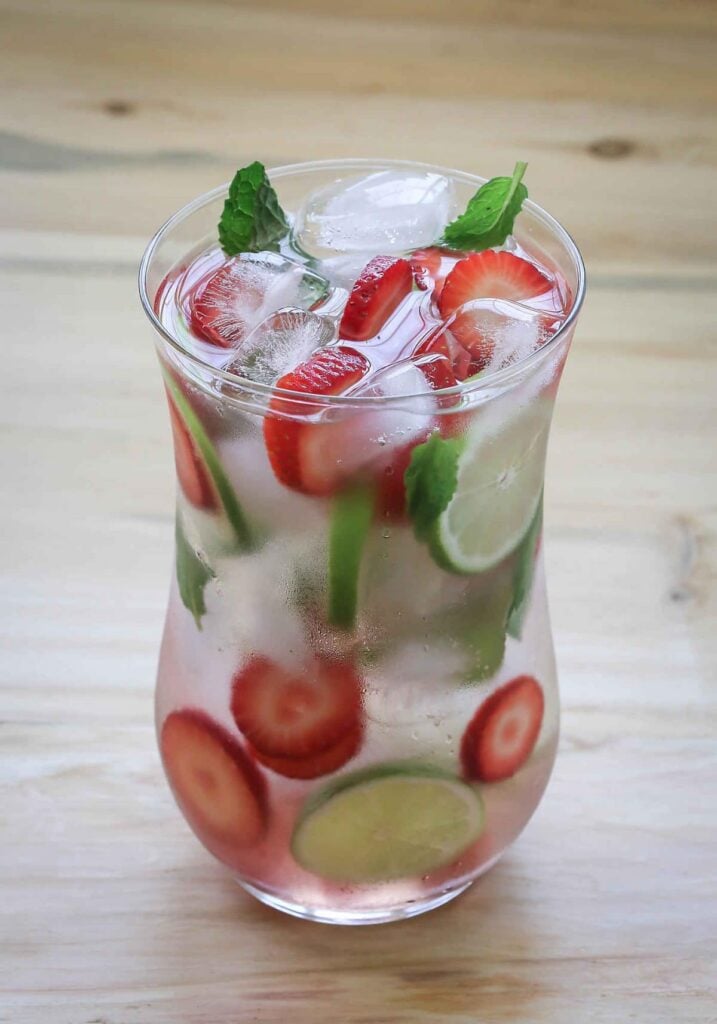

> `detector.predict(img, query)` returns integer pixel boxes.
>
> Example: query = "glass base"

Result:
[238,878,474,925]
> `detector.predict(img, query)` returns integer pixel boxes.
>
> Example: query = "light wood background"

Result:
[1,1,716,1021]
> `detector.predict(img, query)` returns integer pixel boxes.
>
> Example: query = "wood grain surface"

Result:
[1,1,716,1021]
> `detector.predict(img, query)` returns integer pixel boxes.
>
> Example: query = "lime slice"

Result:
[292,762,485,883]
[429,403,550,574]
[507,498,543,639]
[327,485,375,629]
[164,374,252,550]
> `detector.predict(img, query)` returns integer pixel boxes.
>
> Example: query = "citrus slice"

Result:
[429,403,551,574]
[291,762,485,883]
[507,498,543,639]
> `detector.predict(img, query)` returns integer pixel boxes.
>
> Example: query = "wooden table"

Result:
[2,2,716,1021]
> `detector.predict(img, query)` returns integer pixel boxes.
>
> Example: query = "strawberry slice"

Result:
[230,656,362,760]
[188,257,267,348]
[461,675,544,783]
[339,256,413,342]
[410,247,443,291]
[409,246,462,299]
[264,347,370,495]
[439,251,551,319]
[153,267,184,317]
[375,440,421,520]
[415,324,473,382]
[160,709,267,848]
[249,722,363,780]
[166,391,217,510]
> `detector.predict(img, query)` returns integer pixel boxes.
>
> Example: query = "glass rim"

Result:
[138,157,586,408]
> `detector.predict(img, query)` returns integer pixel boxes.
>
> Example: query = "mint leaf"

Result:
[506,496,543,639]
[441,161,528,251]
[405,432,462,541]
[175,515,214,629]
[218,161,289,256]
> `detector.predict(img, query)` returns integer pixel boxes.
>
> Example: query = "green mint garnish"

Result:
[405,432,462,541]
[218,161,289,256]
[441,161,528,251]
[175,515,214,629]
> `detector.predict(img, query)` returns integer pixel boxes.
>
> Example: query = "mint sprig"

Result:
[405,432,462,541]
[441,161,528,251]
[218,161,289,256]
[175,515,214,629]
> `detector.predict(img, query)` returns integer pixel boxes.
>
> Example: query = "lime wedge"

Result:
[429,403,551,574]
[507,498,543,639]
[164,374,252,550]
[327,485,375,629]
[292,762,485,883]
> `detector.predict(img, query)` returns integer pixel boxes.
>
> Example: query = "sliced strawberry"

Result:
[189,257,267,348]
[153,267,183,317]
[461,675,544,783]
[409,246,462,299]
[166,391,217,510]
[410,248,443,291]
[375,440,421,520]
[264,348,370,495]
[339,256,413,342]
[160,709,267,848]
[415,324,473,381]
[439,251,552,320]
[250,722,363,780]
[449,303,562,375]
[230,656,362,760]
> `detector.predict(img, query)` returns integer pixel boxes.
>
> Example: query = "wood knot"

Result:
[588,138,634,159]
[102,99,135,117]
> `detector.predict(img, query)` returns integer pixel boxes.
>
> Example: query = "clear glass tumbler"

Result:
[138,160,585,924]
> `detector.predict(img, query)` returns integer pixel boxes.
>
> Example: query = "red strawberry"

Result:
[160,709,267,848]
[249,722,363,780]
[189,257,267,348]
[230,656,362,760]
[166,391,217,510]
[375,440,422,520]
[439,251,552,319]
[410,246,462,299]
[410,247,443,291]
[415,351,459,392]
[264,347,370,495]
[415,324,472,382]
[153,267,183,317]
[461,675,544,783]
[339,256,413,342]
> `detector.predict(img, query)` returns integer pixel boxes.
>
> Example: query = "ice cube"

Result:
[227,308,336,384]
[446,298,563,373]
[192,251,330,350]
[352,357,437,426]
[203,540,313,672]
[318,253,375,291]
[292,171,456,259]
